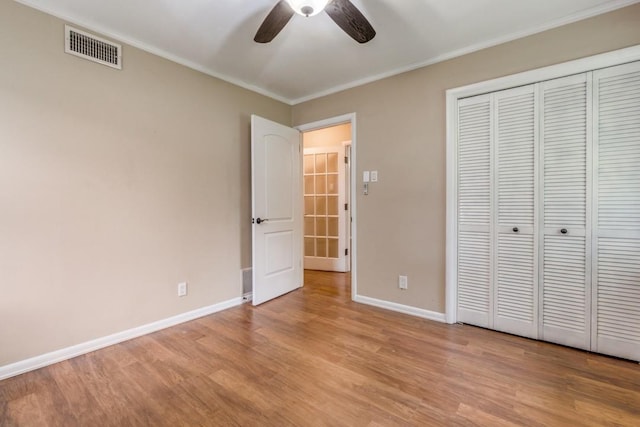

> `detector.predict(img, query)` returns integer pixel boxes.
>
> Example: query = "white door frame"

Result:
[296,113,357,300]
[344,141,352,273]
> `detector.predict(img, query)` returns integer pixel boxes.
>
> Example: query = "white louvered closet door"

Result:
[493,85,538,338]
[539,74,592,350]
[457,95,493,328]
[593,61,640,361]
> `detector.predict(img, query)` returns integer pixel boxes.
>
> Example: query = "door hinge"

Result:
[344,156,348,164]
[345,248,348,256]
[344,203,348,210]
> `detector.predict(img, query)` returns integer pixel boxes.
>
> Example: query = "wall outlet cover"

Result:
[178,282,188,297]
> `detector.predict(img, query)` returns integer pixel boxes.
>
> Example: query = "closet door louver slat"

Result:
[540,74,591,350]
[593,61,640,361]
[494,86,538,338]
[457,96,492,327]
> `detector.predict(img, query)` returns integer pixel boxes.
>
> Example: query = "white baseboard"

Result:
[0,296,243,381]
[354,295,446,323]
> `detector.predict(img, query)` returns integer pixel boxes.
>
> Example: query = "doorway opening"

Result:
[298,115,356,298]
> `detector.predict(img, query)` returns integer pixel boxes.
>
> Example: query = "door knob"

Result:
[560,228,568,234]
[513,227,519,233]
[255,218,269,225]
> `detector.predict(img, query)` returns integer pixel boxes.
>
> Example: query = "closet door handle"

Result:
[255,218,269,225]
[560,228,568,234]
[513,227,519,233]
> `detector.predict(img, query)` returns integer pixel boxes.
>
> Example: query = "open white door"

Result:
[251,115,302,305]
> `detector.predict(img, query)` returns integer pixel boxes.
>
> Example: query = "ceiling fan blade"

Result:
[324,0,376,44]
[254,0,295,43]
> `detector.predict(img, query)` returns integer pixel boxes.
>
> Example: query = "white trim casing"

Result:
[355,295,446,323]
[447,45,640,100]
[445,44,640,325]
[343,140,353,273]
[445,91,459,324]
[0,297,243,381]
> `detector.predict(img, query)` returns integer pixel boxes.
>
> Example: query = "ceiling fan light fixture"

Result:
[286,0,329,17]
[255,0,375,44]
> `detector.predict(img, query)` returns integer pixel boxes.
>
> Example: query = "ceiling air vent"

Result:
[64,25,122,69]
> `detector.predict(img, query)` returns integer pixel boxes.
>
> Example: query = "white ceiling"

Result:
[15,0,639,104]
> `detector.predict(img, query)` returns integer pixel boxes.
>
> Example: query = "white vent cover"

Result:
[64,25,122,69]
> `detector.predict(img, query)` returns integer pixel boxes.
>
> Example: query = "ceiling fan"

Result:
[254,0,376,44]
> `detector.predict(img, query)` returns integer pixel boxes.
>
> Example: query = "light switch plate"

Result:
[399,275,408,290]
[363,171,370,182]
[371,171,378,182]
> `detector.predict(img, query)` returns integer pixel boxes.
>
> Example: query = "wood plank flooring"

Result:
[1,270,639,426]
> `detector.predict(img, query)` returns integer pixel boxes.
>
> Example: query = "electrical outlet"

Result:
[398,275,408,290]
[178,282,188,297]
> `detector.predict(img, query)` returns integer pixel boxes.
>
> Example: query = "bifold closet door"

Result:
[457,95,492,328]
[539,74,591,350]
[493,86,538,338]
[593,61,640,361]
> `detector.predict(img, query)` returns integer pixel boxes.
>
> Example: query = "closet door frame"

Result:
[446,44,640,324]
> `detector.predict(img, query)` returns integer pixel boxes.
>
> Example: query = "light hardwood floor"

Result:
[1,270,639,426]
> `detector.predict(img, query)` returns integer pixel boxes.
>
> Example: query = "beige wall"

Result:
[0,0,290,365]
[303,123,351,149]
[292,4,640,314]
